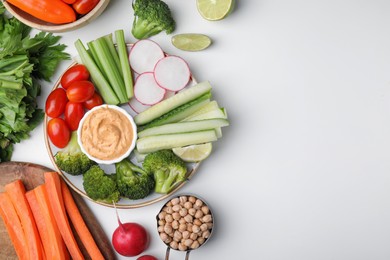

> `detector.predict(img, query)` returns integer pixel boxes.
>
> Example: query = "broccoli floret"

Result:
[54,131,96,176]
[83,165,120,203]
[143,150,187,194]
[131,0,175,39]
[115,159,155,200]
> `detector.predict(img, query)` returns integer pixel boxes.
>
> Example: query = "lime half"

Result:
[196,0,235,21]
[172,34,212,52]
[172,143,213,162]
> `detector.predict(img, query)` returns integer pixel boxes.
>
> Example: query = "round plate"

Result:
[44,47,200,209]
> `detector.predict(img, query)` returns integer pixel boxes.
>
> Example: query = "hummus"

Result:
[80,106,134,161]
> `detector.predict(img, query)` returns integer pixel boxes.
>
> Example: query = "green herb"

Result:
[0,2,70,162]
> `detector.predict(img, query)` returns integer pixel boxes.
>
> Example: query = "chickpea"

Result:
[158,226,164,233]
[195,199,203,208]
[184,239,193,247]
[179,207,188,217]
[182,230,190,239]
[165,214,173,223]
[192,224,201,234]
[158,219,166,226]
[188,208,196,216]
[188,196,196,203]
[179,217,186,224]
[200,223,208,232]
[170,240,179,250]
[178,242,188,251]
[184,214,193,223]
[195,209,204,219]
[193,219,202,227]
[197,237,205,245]
[202,214,212,223]
[160,232,169,243]
[166,201,173,207]
[165,206,174,214]
[171,197,180,205]
[172,204,181,212]
[186,223,193,232]
[179,196,188,204]
[158,211,167,220]
[184,201,193,209]
[179,223,187,232]
[206,222,213,229]
[172,220,179,230]
[201,205,210,215]
[172,212,181,220]
[202,230,211,239]
[173,230,182,241]
[190,232,198,241]
[164,223,173,234]
[190,240,200,250]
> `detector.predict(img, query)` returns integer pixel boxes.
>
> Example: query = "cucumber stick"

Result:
[183,107,227,121]
[136,130,218,154]
[138,118,229,138]
[134,81,212,125]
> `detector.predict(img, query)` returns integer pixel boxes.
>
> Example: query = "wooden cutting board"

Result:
[0,162,117,260]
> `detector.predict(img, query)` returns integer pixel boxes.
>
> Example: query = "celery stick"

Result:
[87,41,104,74]
[103,34,122,77]
[115,29,134,99]
[74,39,119,105]
[90,38,127,103]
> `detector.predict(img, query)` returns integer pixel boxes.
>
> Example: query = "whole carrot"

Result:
[6,0,76,24]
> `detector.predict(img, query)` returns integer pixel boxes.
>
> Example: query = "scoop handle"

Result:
[165,247,192,260]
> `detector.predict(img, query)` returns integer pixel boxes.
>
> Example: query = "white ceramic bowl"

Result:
[77,104,137,164]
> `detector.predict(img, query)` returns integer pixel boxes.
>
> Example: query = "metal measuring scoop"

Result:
[156,194,214,260]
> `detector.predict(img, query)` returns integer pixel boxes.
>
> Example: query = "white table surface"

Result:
[11,0,390,259]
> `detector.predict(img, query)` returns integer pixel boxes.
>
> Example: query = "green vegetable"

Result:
[115,29,134,99]
[83,165,120,203]
[131,0,176,39]
[115,159,155,200]
[0,3,70,162]
[137,129,219,154]
[54,132,96,176]
[134,81,213,126]
[143,150,187,194]
[138,118,229,138]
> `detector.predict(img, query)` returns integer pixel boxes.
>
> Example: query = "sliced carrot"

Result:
[44,171,84,260]
[61,180,105,260]
[4,180,45,260]
[26,185,70,260]
[0,192,28,260]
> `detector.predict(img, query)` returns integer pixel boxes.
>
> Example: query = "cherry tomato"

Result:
[47,118,71,148]
[45,88,68,118]
[83,92,103,110]
[64,102,85,131]
[73,0,100,15]
[61,64,90,89]
[66,80,95,103]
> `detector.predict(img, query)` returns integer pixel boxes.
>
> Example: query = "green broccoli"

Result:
[54,131,96,176]
[143,150,187,194]
[83,165,120,203]
[115,159,155,200]
[131,0,176,39]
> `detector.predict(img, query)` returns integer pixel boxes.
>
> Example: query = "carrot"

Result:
[6,0,76,24]
[44,172,84,260]
[26,185,70,260]
[61,180,105,260]
[0,192,28,260]
[4,180,45,260]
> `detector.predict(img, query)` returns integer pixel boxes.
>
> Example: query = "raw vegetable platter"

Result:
[44,34,228,209]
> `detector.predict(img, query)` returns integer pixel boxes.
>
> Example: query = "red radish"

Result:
[134,72,166,105]
[137,255,158,260]
[129,39,165,74]
[164,90,176,99]
[154,56,191,92]
[129,97,151,114]
[112,205,149,257]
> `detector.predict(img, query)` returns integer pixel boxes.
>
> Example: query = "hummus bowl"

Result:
[77,104,137,165]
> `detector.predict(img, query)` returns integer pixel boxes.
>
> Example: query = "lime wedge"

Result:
[196,0,235,21]
[171,34,212,52]
[172,143,213,162]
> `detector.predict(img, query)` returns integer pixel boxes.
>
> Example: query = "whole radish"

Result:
[137,255,158,260]
[112,205,150,257]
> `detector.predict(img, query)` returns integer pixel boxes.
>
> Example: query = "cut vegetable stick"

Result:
[61,180,104,260]
[27,185,69,260]
[115,29,134,99]
[0,192,27,260]
[4,180,45,260]
[44,172,84,260]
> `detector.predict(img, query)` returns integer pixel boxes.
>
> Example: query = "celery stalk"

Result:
[90,38,127,103]
[74,39,120,105]
[115,29,134,99]
[87,41,104,74]
[103,34,122,77]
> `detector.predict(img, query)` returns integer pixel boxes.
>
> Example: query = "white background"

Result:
[11,0,390,259]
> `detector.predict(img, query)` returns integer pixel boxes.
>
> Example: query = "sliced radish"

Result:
[129,39,165,74]
[154,56,191,92]
[134,72,166,105]
[129,97,151,114]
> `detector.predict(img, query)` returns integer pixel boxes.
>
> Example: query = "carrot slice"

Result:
[4,180,45,260]
[44,172,84,260]
[61,180,105,260]
[26,185,70,260]
[0,192,28,260]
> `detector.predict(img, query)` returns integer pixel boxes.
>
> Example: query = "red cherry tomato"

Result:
[47,118,71,148]
[45,88,68,118]
[64,102,85,131]
[83,92,103,110]
[73,0,100,15]
[61,64,90,89]
[137,255,158,260]
[66,80,95,103]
